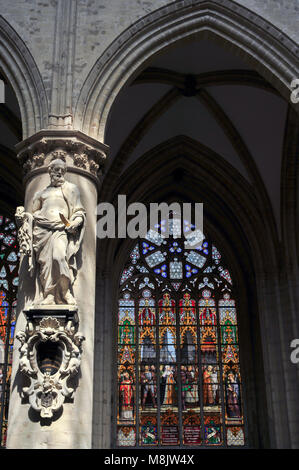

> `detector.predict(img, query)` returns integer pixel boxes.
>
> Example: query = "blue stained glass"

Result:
[218,266,232,284]
[9,322,15,347]
[0,280,8,290]
[185,264,198,278]
[5,222,16,231]
[212,245,221,264]
[145,229,164,246]
[0,266,6,278]
[154,264,167,278]
[185,250,206,268]
[136,265,149,273]
[169,241,182,253]
[117,219,245,448]
[169,260,183,279]
[3,235,15,246]
[120,265,135,284]
[130,244,140,264]
[142,242,156,255]
[184,229,205,249]
[183,220,196,233]
[160,329,176,362]
[7,251,17,262]
[145,251,166,268]
[203,266,215,273]
[154,219,167,233]
[169,219,181,238]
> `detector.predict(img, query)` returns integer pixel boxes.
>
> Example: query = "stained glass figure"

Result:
[116,218,245,447]
[184,365,199,408]
[160,365,177,407]
[140,365,157,409]
[118,365,135,423]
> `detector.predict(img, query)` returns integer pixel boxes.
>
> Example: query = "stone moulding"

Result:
[16,130,109,183]
[75,0,299,140]
[16,307,85,420]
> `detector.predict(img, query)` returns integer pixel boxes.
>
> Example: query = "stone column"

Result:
[93,269,113,448]
[6,130,108,449]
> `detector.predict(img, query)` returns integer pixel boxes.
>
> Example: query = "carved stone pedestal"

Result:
[17,306,84,421]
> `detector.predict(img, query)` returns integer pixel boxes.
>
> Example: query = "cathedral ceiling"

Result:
[0,36,293,238]
[104,38,289,235]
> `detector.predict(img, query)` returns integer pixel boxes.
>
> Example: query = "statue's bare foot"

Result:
[40,294,55,305]
[64,291,76,305]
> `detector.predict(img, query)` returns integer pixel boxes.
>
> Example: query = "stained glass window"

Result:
[0,216,19,448]
[117,218,245,447]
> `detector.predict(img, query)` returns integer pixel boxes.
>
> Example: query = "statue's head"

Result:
[48,158,67,187]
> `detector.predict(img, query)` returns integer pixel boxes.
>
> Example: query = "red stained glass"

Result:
[116,220,245,447]
[0,217,19,447]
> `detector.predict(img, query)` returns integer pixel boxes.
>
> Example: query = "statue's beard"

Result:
[50,175,65,186]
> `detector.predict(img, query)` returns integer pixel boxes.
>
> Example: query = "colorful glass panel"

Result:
[117,218,245,447]
[0,216,19,448]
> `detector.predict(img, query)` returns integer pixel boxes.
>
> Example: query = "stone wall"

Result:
[0,0,298,449]
[0,0,298,132]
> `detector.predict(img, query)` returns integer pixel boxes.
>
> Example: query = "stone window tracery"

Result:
[116,218,245,447]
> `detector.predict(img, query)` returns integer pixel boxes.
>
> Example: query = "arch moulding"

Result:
[74,0,299,141]
[0,15,48,139]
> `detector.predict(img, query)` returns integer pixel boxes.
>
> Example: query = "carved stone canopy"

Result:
[16,129,109,183]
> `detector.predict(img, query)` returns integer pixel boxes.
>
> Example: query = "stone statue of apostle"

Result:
[16,158,86,305]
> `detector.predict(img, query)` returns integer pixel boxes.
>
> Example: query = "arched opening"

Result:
[0,16,48,139]
[0,77,20,444]
[0,16,33,447]
[90,1,298,449]
[75,0,298,140]
[116,219,247,447]
[94,134,272,448]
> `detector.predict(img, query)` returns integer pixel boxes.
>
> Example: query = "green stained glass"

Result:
[116,218,245,447]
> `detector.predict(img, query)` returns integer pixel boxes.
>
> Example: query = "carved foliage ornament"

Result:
[16,316,85,419]
[17,136,106,178]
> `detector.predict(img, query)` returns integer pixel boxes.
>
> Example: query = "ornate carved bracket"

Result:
[16,307,84,420]
[16,130,109,182]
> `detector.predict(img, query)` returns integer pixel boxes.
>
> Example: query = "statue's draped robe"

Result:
[32,181,86,302]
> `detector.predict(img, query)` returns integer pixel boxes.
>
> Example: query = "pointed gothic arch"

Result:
[115,218,247,447]
[75,0,299,140]
[0,16,48,138]
[93,134,279,448]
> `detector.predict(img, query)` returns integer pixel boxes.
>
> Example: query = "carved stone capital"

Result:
[16,130,109,184]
